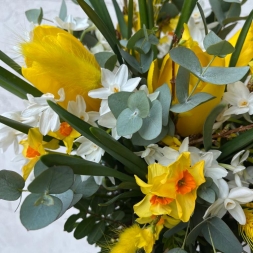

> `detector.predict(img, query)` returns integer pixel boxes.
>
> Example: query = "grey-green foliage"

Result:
[25,8,43,24]
[95,52,117,71]
[20,193,63,230]
[197,177,219,203]
[0,170,25,201]
[110,84,171,141]
[28,166,74,194]
[204,31,234,57]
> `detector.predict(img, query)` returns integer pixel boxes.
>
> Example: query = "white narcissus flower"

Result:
[190,149,228,186]
[222,81,253,116]
[88,64,141,115]
[53,15,89,31]
[67,95,99,127]
[90,29,111,53]
[203,179,253,225]
[221,150,249,187]
[21,88,65,135]
[75,136,115,185]
[135,144,164,165]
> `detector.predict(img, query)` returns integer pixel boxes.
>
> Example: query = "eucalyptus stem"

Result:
[187,55,216,100]
[181,221,190,249]
[208,226,217,253]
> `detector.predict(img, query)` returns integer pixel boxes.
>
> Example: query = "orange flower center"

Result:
[176,170,196,195]
[150,195,173,206]
[59,122,72,136]
[26,146,40,158]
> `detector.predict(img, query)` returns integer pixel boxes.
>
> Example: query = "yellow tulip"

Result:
[148,24,225,136]
[225,23,253,68]
[20,25,102,111]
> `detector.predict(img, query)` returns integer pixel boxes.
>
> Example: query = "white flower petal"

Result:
[228,187,253,203]
[88,88,111,99]
[228,202,246,225]
[115,64,128,87]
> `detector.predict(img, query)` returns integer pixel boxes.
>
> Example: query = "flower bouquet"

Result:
[1,0,253,252]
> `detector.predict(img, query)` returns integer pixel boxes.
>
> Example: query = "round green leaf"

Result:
[128,91,150,118]
[34,160,48,177]
[28,166,74,194]
[0,170,25,201]
[53,189,74,218]
[206,40,234,57]
[198,185,216,203]
[138,100,163,140]
[169,47,202,76]
[168,249,188,253]
[20,193,62,230]
[203,31,222,51]
[116,108,143,136]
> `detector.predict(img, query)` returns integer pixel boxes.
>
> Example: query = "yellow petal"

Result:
[134,195,154,218]
[22,157,40,180]
[21,25,101,111]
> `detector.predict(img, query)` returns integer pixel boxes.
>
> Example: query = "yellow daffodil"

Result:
[148,24,225,136]
[239,203,253,250]
[134,152,205,222]
[49,122,80,154]
[110,224,155,253]
[20,25,102,111]
[162,136,182,150]
[20,128,59,180]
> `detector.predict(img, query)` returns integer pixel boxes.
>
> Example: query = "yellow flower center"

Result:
[176,170,196,195]
[150,195,173,206]
[26,146,40,158]
[59,122,72,136]
[238,99,249,107]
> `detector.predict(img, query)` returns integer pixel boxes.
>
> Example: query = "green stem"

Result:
[208,225,217,253]
[127,0,133,39]
[181,221,190,249]
[187,55,216,100]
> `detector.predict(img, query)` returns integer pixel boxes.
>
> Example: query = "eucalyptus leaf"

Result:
[156,83,171,126]
[169,47,202,76]
[132,126,168,146]
[116,108,143,136]
[206,40,234,57]
[176,67,190,104]
[34,160,48,177]
[0,170,25,201]
[28,166,74,194]
[200,66,249,84]
[128,91,150,118]
[223,0,241,4]
[157,3,179,22]
[53,189,74,218]
[108,91,133,118]
[120,48,141,71]
[20,194,62,230]
[197,183,216,203]
[170,93,214,113]
[70,194,83,207]
[94,52,117,71]
[80,177,100,197]
[59,0,67,20]
[209,0,226,25]
[25,8,43,24]
[203,103,227,151]
[140,49,154,73]
[203,31,222,51]
[138,100,162,140]
[135,37,151,54]
[201,217,243,253]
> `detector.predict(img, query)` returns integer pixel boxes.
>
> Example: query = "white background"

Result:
[0,0,252,253]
